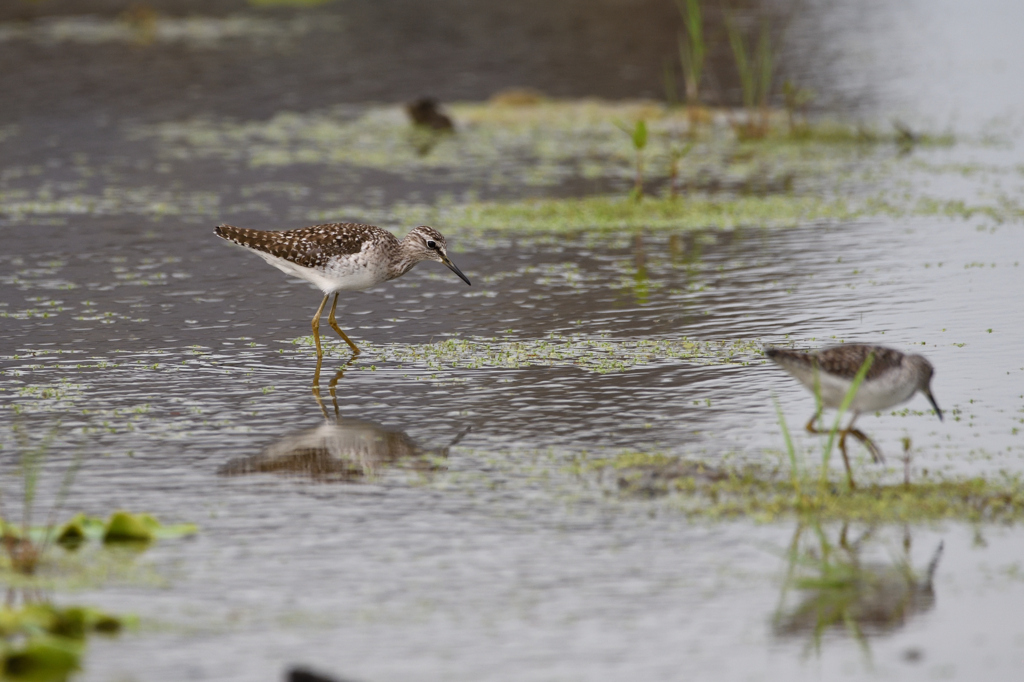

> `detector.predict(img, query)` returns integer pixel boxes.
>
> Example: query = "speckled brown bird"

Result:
[766,344,943,485]
[214,222,470,380]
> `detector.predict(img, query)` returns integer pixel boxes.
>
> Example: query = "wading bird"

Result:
[215,222,471,382]
[766,344,942,486]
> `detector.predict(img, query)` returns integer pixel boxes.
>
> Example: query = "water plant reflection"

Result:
[631,230,650,305]
[0,600,126,682]
[773,522,943,658]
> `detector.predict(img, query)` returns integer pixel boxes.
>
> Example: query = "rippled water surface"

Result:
[2,1,1024,680]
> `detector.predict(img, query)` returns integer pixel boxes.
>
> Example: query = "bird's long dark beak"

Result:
[924,388,943,421]
[442,255,471,286]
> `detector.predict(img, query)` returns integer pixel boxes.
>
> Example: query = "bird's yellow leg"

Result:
[328,292,361,355]
[805,409,823,434]
[838,430,856,490]
[311,293,331,387]
[846,428,884,463]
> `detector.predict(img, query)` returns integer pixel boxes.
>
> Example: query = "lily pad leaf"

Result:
[55,514,106,547]
[2,634,82,681]
[102,511,196,543]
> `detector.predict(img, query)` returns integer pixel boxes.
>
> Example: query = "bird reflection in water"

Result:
[219,363,469,482]
[773,522,943,658]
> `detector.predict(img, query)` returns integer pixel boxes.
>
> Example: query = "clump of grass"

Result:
[0,424,79,576]
[0,425,195,578]
[725,15,775,139]
[605,452,1024,523]
[675,0,706,106]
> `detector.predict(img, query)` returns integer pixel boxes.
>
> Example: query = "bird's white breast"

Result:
[782,362,919,413]
[254,246,390,293]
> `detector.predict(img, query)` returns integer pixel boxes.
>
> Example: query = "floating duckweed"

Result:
[391,194,856,232]
[378,191,1022,234]
[131,100,956,207]
[5,100,1017,232]
[310,334,763,373]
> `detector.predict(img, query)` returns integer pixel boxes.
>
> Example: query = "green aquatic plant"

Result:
[676,0,706,105]
[0,602,126,681]
[616,120,649,200]
[726,15,775,139]
[774,397,800,494]
[0,424,195,578]
[55,512,197,547]
[0,424,79,575]
[664,136,694,198]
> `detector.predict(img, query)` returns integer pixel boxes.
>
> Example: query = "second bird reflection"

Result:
[773,522,943,656]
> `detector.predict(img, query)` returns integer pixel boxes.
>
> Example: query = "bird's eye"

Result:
[426,240,437,250]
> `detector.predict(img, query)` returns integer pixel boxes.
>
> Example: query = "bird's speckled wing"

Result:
[214,223,395,269]
[768,344,905,380]
[815,345,905,380]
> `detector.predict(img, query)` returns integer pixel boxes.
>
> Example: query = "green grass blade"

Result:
[756,22,774,107]
[726,15,755,109]
[676,0,705,102]
[773,396,800,491]
[820,353,875,484]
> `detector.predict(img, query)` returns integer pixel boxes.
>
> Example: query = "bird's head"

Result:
[406,226,471,286]
[907,354,942,421]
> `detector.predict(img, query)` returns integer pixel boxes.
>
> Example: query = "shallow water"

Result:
[2,1,1024,681]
